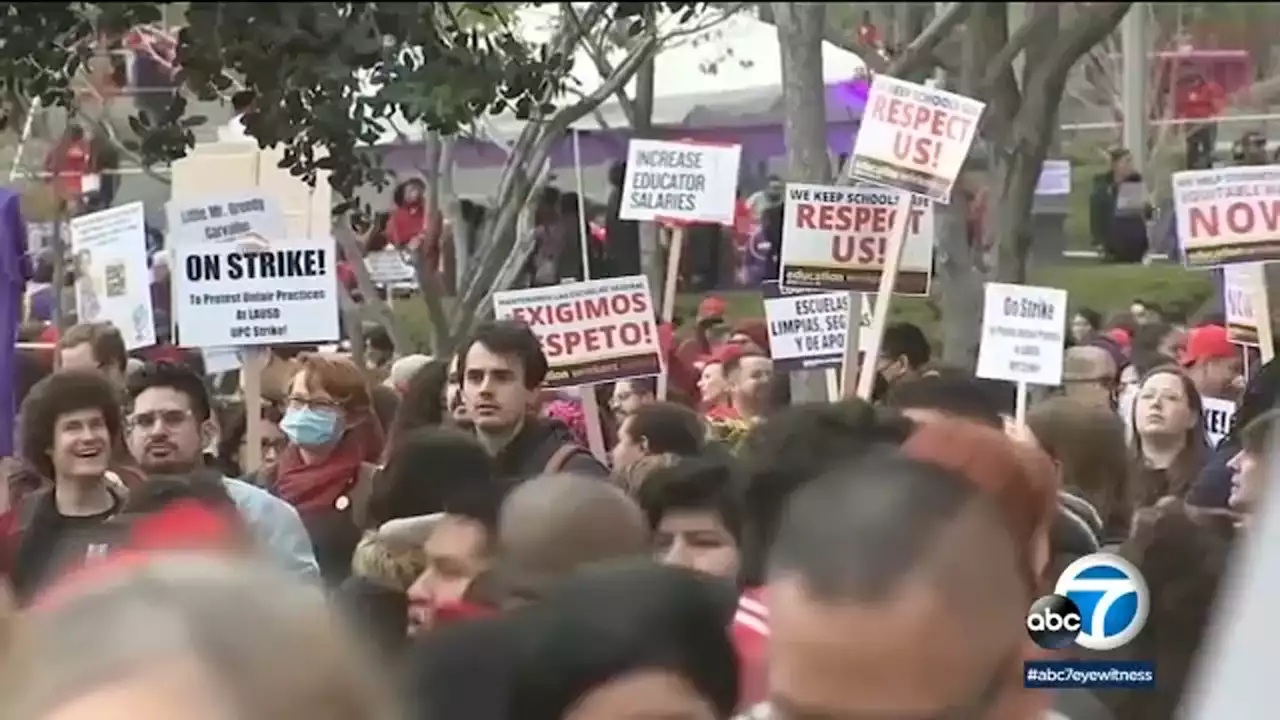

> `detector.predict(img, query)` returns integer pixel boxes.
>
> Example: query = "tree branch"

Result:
[562,3,640,124]
[978,6,1063,97]
[886,2,973,79]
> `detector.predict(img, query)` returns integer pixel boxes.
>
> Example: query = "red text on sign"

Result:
[537,321,656,360]
[868,96,973,170]
[793,203,924,266]
[510,291,651,327]
[1187,200,1280,239]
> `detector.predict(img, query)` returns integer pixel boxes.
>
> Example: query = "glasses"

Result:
[127,409,193,431]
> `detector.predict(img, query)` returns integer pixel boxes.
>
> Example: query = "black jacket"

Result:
[493,418,608,482]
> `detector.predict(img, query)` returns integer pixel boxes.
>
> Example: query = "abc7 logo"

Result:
[1026,553,1149,651]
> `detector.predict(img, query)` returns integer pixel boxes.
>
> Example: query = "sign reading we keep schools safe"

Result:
[779,183,934,295]
[493,275,663,388]
[976,283,1068,387]
[1173,165,1280,268]
[619,139,742,225]
[848,75,985,203]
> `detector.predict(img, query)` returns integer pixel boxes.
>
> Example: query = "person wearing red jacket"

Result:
[1176,73,1226,170]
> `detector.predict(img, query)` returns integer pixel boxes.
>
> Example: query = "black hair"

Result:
[506,562,739,720]
[393,177,426,207]
[1074,307,1103,333]
[623,402,705,458]
[1130,351,1176,378]
[368,426,507,530]
[884,374,1005,429]
[385,359,449,445]
[736,400,914,586]
[770,450,999,602]
[126,361,213,423]
[1131,322,1175,357]
[366,325,394,354]
[881,322,931,369]
[126,471,239,515]
[619,376,657,397]
[19,370,124,480]
[458,320,549,390]
[637,457,743,542]
[369,384,400,435]
[608,161,626,187]
[214,400,283,479]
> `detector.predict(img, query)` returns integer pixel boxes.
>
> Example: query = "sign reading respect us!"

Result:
[779,183,934,295]
[618,139,742,225]
[976,283,1068,387]
[848,75,985,203]
[1173,165,1280,268]
[493,275,663,388]
[1223,264,1267,346]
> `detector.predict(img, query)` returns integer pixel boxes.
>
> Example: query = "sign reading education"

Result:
[848,75,985,203]
[762,282,849,372]
[779,183,934,295]
[172,238,340,347]
[493,276,662,388]
[976,283,1068,387]
[1173,165,1280,268]
[1223,264,1267,346]
[68,202,156,350]
[619,139,742,225]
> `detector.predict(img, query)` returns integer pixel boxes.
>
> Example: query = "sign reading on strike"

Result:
[493,276,662,388]
[762,282,849,372]
[619,139,742,225]
[1174,165,1280,267]
[849,75,985,203]
[976,283,1068,387]
[779,183,934,295]
[1202,396,1237,448]
[173,238,340,347]
[1223,264,1267,346]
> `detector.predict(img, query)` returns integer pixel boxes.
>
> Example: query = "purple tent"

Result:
[0,188,29,456]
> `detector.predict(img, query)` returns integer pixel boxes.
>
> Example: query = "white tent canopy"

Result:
[366,7,867,145]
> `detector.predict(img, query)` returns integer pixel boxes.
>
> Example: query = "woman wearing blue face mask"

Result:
[266,353,386,585]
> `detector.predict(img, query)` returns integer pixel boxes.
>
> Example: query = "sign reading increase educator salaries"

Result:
[779,183,934,295]
[1173,165,1280,268]
[619,139,741,225]
[173,239,340,347]
[976,283,1068,387]
[762,282,848,372]
[494,276,663,388]
[849,75,985,203]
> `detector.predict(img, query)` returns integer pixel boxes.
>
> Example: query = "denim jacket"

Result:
[222,476,320,581]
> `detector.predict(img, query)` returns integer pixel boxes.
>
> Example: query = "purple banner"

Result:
[0,188,29,457]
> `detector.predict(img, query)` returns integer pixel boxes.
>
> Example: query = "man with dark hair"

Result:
[459,321,606,480]
[722,350,774,422]
[638,457,742,580]
[608,376,656,424]
[610,401,705,470]
[1,370,128,603]
[877,322,930,391]
[753,451,1031,719]
[123,362,319,579]
[57,321,128,386]
[883,374,1006,429]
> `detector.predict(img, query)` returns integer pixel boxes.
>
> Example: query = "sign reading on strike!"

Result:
[1223,264,1266,346]
[976,283,1068,387]
[779,183,934,295]
[849,75,985,203]
[173,238,340,347]
[619,139,742,225]
[762,282,849,372]
[1202,396,1237,448]
[493,276,663,388]
[1174,165,1280,268]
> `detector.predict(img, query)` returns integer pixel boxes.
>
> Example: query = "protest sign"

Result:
[68,202,156,350]
[976,283,1068,387]
[1174,165,1280,268]
[168,191,287,248]
[1202,396,1237,448]
[364,248,416,287]
[779,183,934,295]
[618,139,741,225]
[1224,264,1266,346]
[172,238,340,347]
[493,276,662,388]
[1035,160,1072,196]
[762,282,849,372]
[848,75,985,203]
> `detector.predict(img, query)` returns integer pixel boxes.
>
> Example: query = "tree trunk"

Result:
[773,2,833,402]
[633,19,664,302]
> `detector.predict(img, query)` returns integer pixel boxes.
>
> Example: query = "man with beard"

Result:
[124,362,319,579]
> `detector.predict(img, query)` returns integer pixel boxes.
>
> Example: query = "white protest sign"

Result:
[172,238,340,347]
[762,282,849,372]
[1035,160,1072,196]
[167,191,286,247]
[1174,165,1280,268]
[364,248,415,287]
[1224,264,1266,346]
[1202,396,1237,448]
[493,275,662,389]
[848,75,985,203]
[68,202,156,350]
[619,139,742,224]
[779,183,934,295]
[976,283,1068,386]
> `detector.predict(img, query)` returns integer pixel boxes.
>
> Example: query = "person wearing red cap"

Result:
[1181,325,1244,401]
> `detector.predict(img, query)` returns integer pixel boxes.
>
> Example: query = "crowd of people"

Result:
[0,279,1262,718]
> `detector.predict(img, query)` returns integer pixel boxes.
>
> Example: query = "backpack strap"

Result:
[544,444,583,475]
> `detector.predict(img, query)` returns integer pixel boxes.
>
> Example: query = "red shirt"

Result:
[46,139,91,198]
[732,587,770,708]
[1177,82,1225,120]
